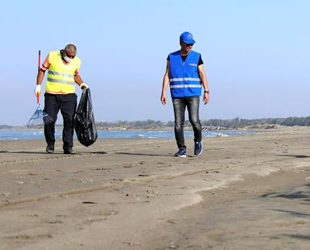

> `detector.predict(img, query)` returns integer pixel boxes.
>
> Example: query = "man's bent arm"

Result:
[37,69,45,85]
[74,75,84,86]
[198,64,210,104]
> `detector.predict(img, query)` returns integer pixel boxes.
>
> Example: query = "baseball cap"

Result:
[180,31,196,44]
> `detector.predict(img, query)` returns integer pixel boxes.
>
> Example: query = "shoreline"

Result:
[0,123,296,131]
[0,128,254,142]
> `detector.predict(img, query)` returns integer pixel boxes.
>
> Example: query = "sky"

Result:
[0,0,310,125]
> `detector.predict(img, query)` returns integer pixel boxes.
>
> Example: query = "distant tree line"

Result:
[96,120,167,129]
[0,125,13,129]
[2,117,310,129]
[95,116,310,129]
[201,117,310,128]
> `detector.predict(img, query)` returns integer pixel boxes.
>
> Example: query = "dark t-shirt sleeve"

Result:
[198,55,203,65]
[167,54,204,65]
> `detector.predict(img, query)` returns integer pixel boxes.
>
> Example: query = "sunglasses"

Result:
[66,53,75,59]
[185,43,194,47]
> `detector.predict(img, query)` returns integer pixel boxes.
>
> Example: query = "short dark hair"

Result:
[65,44,77,54]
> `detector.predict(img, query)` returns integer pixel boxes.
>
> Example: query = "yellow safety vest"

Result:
[45,51,81,94]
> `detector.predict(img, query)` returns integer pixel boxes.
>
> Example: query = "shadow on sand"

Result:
[261,184,310,201]
[286,234,310,241]
[277,154,310,158]
[261,183,310,208]
[0,151,107,155]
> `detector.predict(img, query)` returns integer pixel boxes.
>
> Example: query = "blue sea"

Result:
[0,129,253,141]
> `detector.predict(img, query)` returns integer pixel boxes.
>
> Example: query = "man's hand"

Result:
[161,93,166,105]
[203,92,209,105]
[35,85,41,97]
[80,83,89,89]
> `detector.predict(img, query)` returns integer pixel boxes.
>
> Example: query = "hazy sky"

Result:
[1,0,310,125]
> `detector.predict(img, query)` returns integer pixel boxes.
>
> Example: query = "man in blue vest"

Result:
[161,31,209,157]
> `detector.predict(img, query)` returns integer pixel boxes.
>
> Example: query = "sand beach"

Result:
[1,127,310,250]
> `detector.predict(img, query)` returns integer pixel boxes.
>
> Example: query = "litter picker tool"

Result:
[26,50,54,128]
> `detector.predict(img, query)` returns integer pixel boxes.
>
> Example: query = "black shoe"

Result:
[64,148,74,154]
[194,141,203,156]
[175,148,186,157]
[46,145,54,154]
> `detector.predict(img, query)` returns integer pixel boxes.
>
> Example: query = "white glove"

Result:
[80,83,89,89]
[35,85,41,97]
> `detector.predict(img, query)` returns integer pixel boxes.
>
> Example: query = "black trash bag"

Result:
[74,88,98,146]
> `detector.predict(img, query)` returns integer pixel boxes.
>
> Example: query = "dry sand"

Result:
[1,127,310,250]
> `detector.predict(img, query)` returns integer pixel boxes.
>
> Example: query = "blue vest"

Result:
[169,50,202,98]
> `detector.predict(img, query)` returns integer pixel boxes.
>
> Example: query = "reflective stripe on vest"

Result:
[45,51,81,94]
[46,77,75,85]
[170,77,201,82]
[169,50,202,98]
[170,84,201,88]
[48,70,74,78]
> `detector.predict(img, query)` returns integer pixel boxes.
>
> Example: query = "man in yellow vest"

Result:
[35,44,88,154]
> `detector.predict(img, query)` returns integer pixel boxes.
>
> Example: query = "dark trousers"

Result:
[172,96,202,149]
[44,93,77,150]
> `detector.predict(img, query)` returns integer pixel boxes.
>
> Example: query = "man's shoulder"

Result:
[49,50,60,55]
[48,51,61,60]
[169,50,180,56]
[190,50,201,56]
[74,56,81,65]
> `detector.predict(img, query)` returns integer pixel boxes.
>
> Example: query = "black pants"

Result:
[172,96,202,149]
[44,93,77,150]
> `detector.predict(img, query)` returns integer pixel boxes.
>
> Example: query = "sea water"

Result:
[0,129,253,141]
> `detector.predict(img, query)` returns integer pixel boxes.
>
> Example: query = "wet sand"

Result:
[0,127,310,250]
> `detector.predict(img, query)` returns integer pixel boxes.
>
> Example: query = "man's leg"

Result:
[172,97,186,149]
[187,96,202,142]
[59,93,77,152]
[44,93,59,151]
